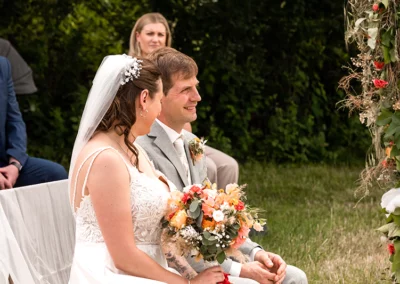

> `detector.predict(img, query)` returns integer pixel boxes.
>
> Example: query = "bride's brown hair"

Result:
[95,57,161,167]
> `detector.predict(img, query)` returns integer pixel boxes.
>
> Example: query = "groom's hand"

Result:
[239,261,276,283]
[255,251,287,284]
[254,250,273,269]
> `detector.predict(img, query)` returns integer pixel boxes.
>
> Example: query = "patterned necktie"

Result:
[173,135,192,184]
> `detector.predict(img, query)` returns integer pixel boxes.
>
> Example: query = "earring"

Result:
[140,109,148,118]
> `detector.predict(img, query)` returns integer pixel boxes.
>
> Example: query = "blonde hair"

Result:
[129,13,172,56]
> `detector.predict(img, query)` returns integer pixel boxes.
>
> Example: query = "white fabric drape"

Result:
[0,180,75,284]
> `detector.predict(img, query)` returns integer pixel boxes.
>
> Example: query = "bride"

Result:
[68,55,224,283]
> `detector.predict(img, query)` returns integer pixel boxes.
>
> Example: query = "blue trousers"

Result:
[2,157,68,188]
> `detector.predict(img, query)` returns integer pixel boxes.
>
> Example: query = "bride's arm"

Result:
[88,151,188,284]
[163,245,198,279]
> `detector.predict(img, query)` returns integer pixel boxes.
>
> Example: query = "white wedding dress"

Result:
[68,146,174,284]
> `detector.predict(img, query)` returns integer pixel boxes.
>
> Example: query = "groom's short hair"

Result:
[147,47,198,96]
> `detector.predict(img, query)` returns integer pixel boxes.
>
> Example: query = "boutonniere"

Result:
[188,137,207,165]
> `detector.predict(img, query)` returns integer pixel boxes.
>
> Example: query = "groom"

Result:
[136,47,307,284]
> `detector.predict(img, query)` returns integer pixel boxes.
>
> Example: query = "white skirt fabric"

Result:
[69,242,172,284]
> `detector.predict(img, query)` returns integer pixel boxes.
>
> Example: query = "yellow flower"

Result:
[170,210,188,229]
[203,179,212,189]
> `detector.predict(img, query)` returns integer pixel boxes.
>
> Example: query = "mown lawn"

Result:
[240,163,391,284]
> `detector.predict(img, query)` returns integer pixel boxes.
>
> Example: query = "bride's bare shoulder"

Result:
[74,139,127,180]
[77,134,112,159]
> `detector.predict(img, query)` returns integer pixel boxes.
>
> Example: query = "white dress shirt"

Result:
[156,120,192,183]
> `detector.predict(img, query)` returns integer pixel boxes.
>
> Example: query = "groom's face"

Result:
[159,73,201,132]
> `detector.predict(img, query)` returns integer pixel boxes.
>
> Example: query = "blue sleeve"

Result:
[2,57,28,166]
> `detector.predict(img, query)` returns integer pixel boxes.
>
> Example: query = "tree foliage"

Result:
[0,0,369,167]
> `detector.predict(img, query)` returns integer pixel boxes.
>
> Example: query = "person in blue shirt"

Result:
[0,56,67,189]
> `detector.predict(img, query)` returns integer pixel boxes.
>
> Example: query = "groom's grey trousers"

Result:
[228,265,308,284]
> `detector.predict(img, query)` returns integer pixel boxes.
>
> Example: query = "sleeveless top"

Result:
[71,145,170,249]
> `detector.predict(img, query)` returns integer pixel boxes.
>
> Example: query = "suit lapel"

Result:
[148,122,189,187]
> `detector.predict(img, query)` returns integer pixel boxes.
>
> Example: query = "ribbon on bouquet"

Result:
[217,273,231,284]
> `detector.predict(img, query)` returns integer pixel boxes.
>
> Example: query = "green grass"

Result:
[240,163,392,284]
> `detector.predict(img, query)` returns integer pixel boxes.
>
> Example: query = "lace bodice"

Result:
[73,147,170,245]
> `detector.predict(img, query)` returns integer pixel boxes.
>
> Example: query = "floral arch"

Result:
[341,0,400,281]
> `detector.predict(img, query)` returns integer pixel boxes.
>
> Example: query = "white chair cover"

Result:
[0,180,75,284]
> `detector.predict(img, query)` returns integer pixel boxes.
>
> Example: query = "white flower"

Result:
[203,189,218,199]
[183,185,191,193]
[253,222,264,232]
[212,210,225,222]
[225,183,239,193]
[191,248,199,256]
[180,225,200,241]
[381,187,400,213]
[220,202,233,212]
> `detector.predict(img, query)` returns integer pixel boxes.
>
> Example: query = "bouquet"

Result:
[162,180,265,264]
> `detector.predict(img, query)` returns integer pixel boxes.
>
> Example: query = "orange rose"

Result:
[168,191,184,209]
[202,218,216,229]
[170,210,188,229]
[215,193,229,205]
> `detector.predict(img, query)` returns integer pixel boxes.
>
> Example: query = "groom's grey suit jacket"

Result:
[136,121,261,273]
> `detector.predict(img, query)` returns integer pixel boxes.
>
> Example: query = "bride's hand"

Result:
[191,266,225,284]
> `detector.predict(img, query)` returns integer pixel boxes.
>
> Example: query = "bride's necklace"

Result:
[115,141,127,153]
[115,141,137,166]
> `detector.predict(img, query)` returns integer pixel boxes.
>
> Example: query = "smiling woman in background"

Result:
[129,13,171,57]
